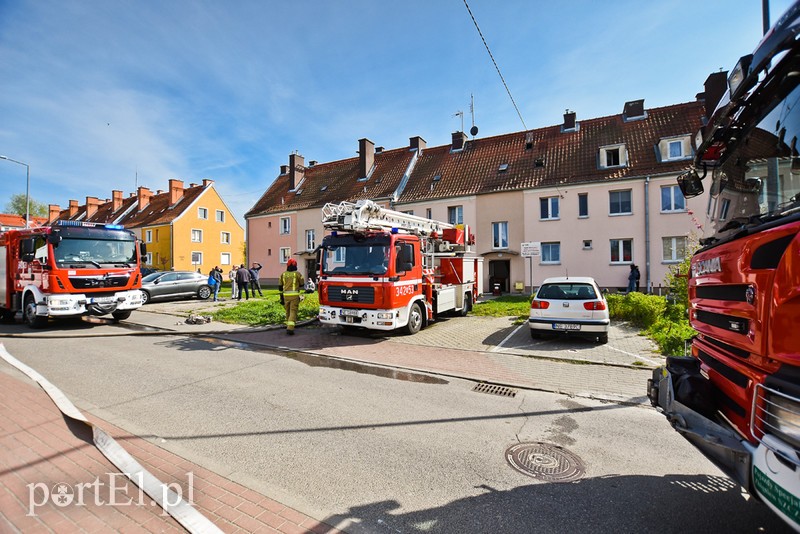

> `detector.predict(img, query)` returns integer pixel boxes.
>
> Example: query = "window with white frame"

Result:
[198,207,208,219]
[662,236,687,262]
[305,229,315,251]
[448,205,463,225]
[668,140,683,159]
[280,216,291,235]
[609,190,632,215]
[610,238,633,263]
[540,197,560,220]
[401,210,414,215]
[334,247,345,263]
[661,185,686,212]
[541,242,561,264]
[191,229,203,243]
[659,136,691,161]
[220,252,231,265]
[492,221,508,249]
[145,230,152,243]
[191,251,202,264]
[578,193,588,217]
[426,208,432,219]
[216,209,225,222]
[144,252,152,265]
[279,247,291,263]
[220,231,231,244]
[719,198,731,220]
[600,144,627,168]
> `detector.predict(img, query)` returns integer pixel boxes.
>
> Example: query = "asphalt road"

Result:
[0,331,788,533]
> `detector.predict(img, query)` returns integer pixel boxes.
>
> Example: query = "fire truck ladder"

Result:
[321,199,455,236]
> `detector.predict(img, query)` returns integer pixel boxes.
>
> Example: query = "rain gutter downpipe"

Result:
[644,176,651,293]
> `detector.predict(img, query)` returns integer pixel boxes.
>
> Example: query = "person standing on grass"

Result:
[278,258,304,335]
[210,266,223,301]
[249,262,264,297]
[236,264,251,300]
[229,266,238,299]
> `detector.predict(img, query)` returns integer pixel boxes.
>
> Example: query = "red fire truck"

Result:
[648,3,800,528]
[317,200,481,334]
[0,221,146,328]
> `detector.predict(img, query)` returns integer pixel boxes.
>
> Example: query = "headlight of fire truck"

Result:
[47,296,76,309]
[764,390,800,449]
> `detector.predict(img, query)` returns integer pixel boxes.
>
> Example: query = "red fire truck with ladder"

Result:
[317,199,481,334]
[0,221,146,328]
[648,2,800,528]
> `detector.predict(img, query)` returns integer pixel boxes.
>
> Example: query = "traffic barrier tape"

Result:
[0,343,221,534]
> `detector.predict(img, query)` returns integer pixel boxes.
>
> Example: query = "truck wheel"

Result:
[460,293,472,316]
[24,294,47,329]
[141,290,150,305]
[198,285,212,300]
[406,302,423,335]
[112,310,132,321]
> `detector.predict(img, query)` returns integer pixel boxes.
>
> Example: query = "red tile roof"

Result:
[0,213,47,228]
[246,100,704,217]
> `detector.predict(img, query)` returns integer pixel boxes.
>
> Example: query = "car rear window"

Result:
[537,283,597,300]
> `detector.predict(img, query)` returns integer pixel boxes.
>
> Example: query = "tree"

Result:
[4,193,47,218]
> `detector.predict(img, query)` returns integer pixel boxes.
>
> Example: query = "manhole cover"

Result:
[505,442,585,482]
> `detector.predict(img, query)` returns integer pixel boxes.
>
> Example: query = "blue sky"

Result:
[0,0,794,223]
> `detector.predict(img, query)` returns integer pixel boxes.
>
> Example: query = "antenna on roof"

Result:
[469,93,479,137]
[453,110,464,133]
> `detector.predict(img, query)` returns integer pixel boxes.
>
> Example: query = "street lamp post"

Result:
[0,155,31,228]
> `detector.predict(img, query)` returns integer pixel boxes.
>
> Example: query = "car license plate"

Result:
[553,323,580,331]
[341,309,359,317]
[91,297,114,304]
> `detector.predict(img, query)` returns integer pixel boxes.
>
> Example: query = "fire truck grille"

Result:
[69,275,130,289]
[696,310,749,335]
[328,286,375,304]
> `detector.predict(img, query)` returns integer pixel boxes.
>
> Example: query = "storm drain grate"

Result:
[505,442,585,482]
[472,383,517,397]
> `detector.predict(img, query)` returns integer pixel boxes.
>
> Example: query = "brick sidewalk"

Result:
[0,371,341,533]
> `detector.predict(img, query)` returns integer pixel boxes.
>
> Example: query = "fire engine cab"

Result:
[0,221,145,328]
[317,200,482,334]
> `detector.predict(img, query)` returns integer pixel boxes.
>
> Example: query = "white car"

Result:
[529,276,609,344]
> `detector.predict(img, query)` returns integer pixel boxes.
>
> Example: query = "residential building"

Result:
[246,91,713,293]
[0,213,47,230]
[49,179,244,273]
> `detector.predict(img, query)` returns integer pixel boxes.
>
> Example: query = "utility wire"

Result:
[462,0,527,131]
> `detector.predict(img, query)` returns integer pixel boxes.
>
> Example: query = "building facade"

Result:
[246,94,713,293]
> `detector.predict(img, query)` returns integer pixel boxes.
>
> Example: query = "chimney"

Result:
[112,190,123,211]
[702,71,728,120]
[202,179,213,187]
[48,204,60,224]
[69,200,79,217]
[562,110,577,131]
[137,186,153,211]
[169,179,184,205]
[410,136,427,151]
[358,138,374,178]
[85,196,101,218]
[451,132,467,151]
[289,153,305,190]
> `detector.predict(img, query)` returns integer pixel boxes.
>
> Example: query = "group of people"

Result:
[207,258,309,335]
[227,262,264,300]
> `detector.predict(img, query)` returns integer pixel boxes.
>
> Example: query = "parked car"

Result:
[140,271,212,304]
[140,267,160,277]
[529,276,609,343]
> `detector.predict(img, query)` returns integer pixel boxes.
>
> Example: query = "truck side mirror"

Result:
[677,168,705,199]
[47,233,61,247]
[140,242,147,257]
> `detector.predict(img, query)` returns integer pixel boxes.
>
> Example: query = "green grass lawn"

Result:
[209,287,319,326]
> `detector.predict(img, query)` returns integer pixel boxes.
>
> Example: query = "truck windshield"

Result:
[706,83,800,241]
[54,237,137,267]
[321,243,390,275]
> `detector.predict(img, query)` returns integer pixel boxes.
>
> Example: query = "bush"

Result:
[607,289,695,356]
[607,292,666,329]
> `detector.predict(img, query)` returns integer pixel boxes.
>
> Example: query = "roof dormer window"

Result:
[658,135,692,162]
[599,144,627,169]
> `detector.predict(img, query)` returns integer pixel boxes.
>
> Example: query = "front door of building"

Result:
[488,260,510,294]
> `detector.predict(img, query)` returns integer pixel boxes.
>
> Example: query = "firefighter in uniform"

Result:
[279,258,304,335]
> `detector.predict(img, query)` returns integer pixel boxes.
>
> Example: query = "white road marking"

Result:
[491,324,525,352]
[607,345,660,365]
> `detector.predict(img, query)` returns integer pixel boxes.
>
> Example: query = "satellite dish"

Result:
[470,125,479,136]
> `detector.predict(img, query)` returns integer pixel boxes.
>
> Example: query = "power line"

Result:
[462,0,527,131]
